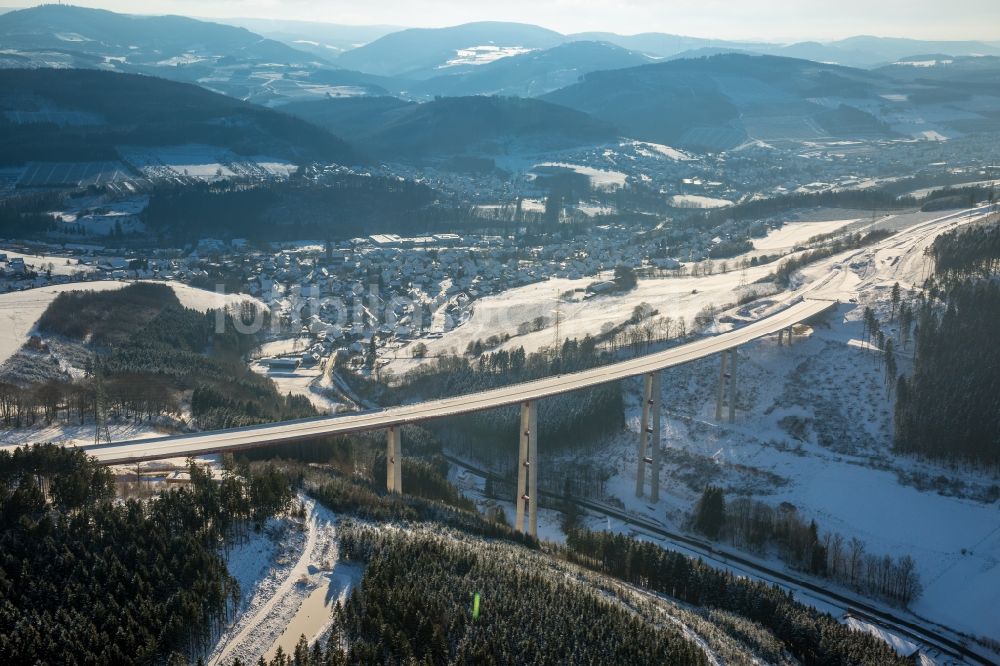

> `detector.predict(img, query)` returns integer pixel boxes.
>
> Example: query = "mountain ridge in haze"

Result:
[0,68,360,165]
[283,94,616,160]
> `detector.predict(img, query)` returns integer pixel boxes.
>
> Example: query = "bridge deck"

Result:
[80,298,836,465]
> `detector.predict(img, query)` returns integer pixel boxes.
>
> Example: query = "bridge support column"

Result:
[787,325,793,345]
[636,372,662,501]
[386,426,402,494]
[515,400,538,538]
[728,348,738,424]
[778,329,784,346]
[715,351,728,420]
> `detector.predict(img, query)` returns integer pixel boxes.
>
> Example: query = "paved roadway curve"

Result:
[82,298,836,465]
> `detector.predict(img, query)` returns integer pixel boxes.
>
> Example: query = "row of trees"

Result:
[694,487,922,606]
[928,217,1000,279]
[893,219,1000,463]
[895,279,1000,463]
[768,229,894,286]
[565,528,912,665]
[143,174,435,243]
[0,445,294,664]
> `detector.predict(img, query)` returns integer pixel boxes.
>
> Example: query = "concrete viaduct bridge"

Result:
[81,298,836,538]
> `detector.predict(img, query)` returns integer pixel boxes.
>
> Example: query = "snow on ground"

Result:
[907,180,997,199]
[533,162,628,190]
[0,280,264,366]
[208,496,353,666]
[386,263,778,376]
[0,248,86,276]
[448,464,566,544]
[0,281,125,365]
[669,194,734,209]
[845,617,919,656]
[249,361,347,415]
[440,45,536,67]
[752,218,861,251]
[0,419,164,450]
[626,140,694,161]
[574,207,1000,641]
[256,337,311,357]
[432,206,999,643]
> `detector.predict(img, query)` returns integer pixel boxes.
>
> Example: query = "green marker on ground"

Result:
[472,592,481,619]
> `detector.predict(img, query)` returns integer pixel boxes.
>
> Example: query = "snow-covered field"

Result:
[118,145,296,180]
[249,360,347,414]
[0,281,126,366]
[0,419,164,451]
[385,267,766,376]
[0,280,264,366]
[627,140,694,161]
[669,194,734,209]
[752,217,861,251]
[532,162,628,190]
[0,248,86,276]
[441,45,536,67]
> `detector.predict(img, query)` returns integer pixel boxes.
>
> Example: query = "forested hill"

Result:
[894,219,1000,464]
[542,53,894,149]
[0,445,294,664]
[0,68,360,166]
[283,95,616,160]
[5,282,317,431]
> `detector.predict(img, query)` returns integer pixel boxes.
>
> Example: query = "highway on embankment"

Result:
[80,297,836,465]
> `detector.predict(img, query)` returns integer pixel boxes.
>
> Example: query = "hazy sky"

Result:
[9,0,1000,41]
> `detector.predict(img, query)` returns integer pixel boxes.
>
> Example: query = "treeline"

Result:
[0,444,294,664]
[893,219,1000,463]
[238,524,708,666]
[565,528,912,666]
[0,68,357,167]
[920,185,996,211]
[0,191,59,238]
[694,487,921,606]
[142,175,434,243]
[303,465,535,548]
[20,283,316,430]
[699,188,917,227]
[767,229,894,286]
[895,279,1000,463]
[928,218,1000,279]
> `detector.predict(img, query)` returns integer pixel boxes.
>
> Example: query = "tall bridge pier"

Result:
[635,372,662,501]
[716,348,739,423]
[386,426,402,494]
[515,400,538,537]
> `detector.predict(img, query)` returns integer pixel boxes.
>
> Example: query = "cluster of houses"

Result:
[0,254,27,279]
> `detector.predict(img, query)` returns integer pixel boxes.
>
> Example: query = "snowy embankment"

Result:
[207,496,359,666]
